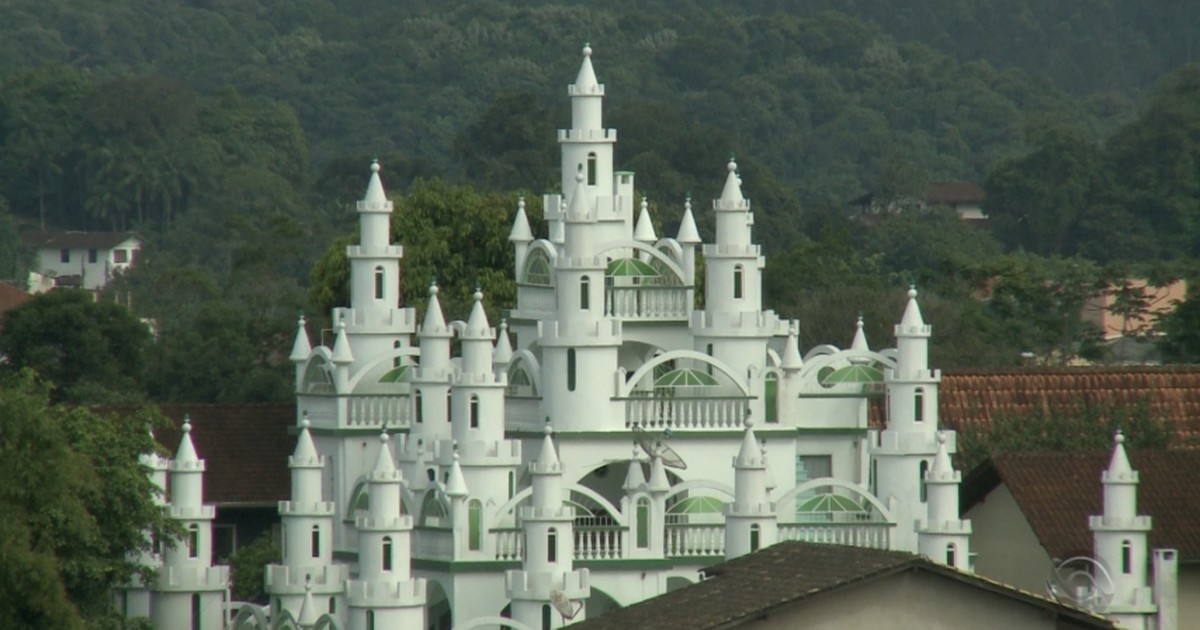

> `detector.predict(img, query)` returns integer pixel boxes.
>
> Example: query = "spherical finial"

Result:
[473,287,483,302]
[429,278,439,296]
[518,195,526,210]
[576,165,586,183]
[582,42,592,57]
[500,318,508,331]
[936,431,946,445]
[744,416,754,429]
[453,451,460,462]
[641,195,648,211]
[182,415,192,433]
[856,314,864,328]
[301,414,311,430]
[1115,430,1125,445]
[380,428,390,443]
[297,313,306,327]
[370,159,381,173]
[908,284,918,299]
[543,422,554,436]
[727,157,737,172]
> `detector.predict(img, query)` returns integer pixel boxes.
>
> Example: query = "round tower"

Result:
[1090,431,1156,628]
[916,432,971,570]
[725,418,778,559]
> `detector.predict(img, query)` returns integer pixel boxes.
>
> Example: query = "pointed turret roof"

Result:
[175,416,199,463]
[445,452,468,498]
[464,287,491,338]
[494,319,513,365]
[331,320,354,364]
[900,286,926,329]
[421,280,449,334]
[648,455,670,492]
[537,424,560,469]
[930,432,954,477]
[624,446,646,492]
[781,321,803,370]
[509,196,533,243]
[363,160,387,206]
[676,196,701,244]
[373,430,397,476]
[566,169,591,219]
[297,580,319,627]
[735,418,763,468]
[719,157,745,205]
[850,315,869,352]
[293,417,319,463]
[289,315,311,363]
[634,197,657,242]
[573,43,599,92]
[1105,430,1134,479]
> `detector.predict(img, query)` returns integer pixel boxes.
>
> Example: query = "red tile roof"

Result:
[965,450,1200,562]
[573,542,1113,629]
[868,367,1200,446]
[925,181,986,205]
[96,402,296,506]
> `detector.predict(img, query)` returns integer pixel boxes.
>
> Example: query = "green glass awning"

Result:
[797,494,865,513]
[379,365,411,383]
[819,364,883,385]
[606,257,659,277]
[654,367,719,388]
[668,496,726,514]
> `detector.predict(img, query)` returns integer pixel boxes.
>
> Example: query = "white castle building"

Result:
[121,45,1178,630]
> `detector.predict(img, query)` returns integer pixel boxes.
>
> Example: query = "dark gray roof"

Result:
[21,230,141,250]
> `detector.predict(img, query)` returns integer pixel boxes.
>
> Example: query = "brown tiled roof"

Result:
[574,542,1112,629]
[867,367,1200,446]
[965,450,1200,562]
[21,230,141,250]
[96,402,296,506]
[925,181,985,205]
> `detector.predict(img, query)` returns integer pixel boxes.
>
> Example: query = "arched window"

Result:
[469,395,479,428]
[548,528,558,563]
[393,340,401,368]
[733,265,744,299]
[311,525,320,558]
[191,593,201,630]
[427,468,436,482]
[919,460,929,502]
[567,349,576,391]
[329,597,336,614]
[374,266,385,300]
[382,536,393,571]
[415,390,423,424]
[1122,539,1133,574]
[188,524,199,558]
[587,153,597,185]
[446,391,452,423]
[914,387,925,423]
[946,542,957,566]
[580,276,590,310]
[636,497,650,549]
[750,523,761,552]
[469,500,483,551]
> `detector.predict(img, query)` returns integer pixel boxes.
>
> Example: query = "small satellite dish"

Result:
[549,590,583,620]
[1045,556,1115,613]
[632,424,688,470]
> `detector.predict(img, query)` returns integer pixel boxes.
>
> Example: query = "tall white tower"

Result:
[152,419,229,630]
[506,427,590,628]
[872,287,943,552]
[346,431,426,629]
[725,418,778,560]
[702,158,763,315]
[917,432,971,570]
[1090,431,1156,629]
[266,418,346,620]
[118,437,168,621]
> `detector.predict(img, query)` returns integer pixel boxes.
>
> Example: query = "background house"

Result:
[21,230,141,291]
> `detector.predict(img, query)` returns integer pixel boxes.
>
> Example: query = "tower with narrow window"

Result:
[152,420,229,630]
[871,287,943,552]
[1090,431,1156,629]
[399,280,454,491]
[917,432,971,570]
[725,418,777,560]
[266,419,346,620]
[346,431,426,629]
[119,436,169,621]
[506,427,589,628]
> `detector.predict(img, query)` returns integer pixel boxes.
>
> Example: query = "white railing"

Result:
[347,395,410,428]
[574,527,623,560]
[778,523,891,549]
[605,287,689,320]
[493,528,523,561]
[624,397,749,429]
[664,524,725,557]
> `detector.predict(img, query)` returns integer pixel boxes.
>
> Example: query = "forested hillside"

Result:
[1,0,1199,403]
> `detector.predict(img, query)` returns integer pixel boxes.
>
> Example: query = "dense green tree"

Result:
[0,369,173,629]
[0,290,150,403]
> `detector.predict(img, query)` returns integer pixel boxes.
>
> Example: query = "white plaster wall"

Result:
[965,484,1056,593]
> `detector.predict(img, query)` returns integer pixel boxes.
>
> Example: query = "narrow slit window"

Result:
[580,276,590,310]
[382,536,393,571]
[469,395,479,428]
[374,266,384,299]
[469,500,482,551]
[567,349,576,391]
[919,460,929,502]
[188,525,199,558]
[1122,540,1132,574]
[946,542,957,566]
[415,390,423,423]
[750,524,760,552]
[587,153,597,186]
[311,525,320,558]
[733,265,744,299]
[548,528,557,563]
[914,388,925,423]
[446,391,452,423]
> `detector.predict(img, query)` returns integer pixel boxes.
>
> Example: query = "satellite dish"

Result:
[549,589,583,620]
[632,424,688,470]
[1045,556,1115,613]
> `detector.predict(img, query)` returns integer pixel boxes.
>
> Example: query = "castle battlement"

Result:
[333,305,417,331]
[452,371,507,387]
[1090,515,1153,531]
[155,565,230,592]
[519,505,573,521]
[356,515,414,531]
[345,578,426,608]
[726,502,776,517]
[346,244,403,258]
[537,319,621,344]
[505,569,589,601]
[167,505,215,520]
[265,563,348,594]
[278,500,336,517]
[439,439,521,464]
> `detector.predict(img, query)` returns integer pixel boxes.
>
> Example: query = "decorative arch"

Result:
[491,487,533,529]
[271,609,298,630]
[231,604,270,629]
[565,482,628,527]
[345,476,411,522]
[774,478,895,523]
[620,350,749,397]
[662,479,735,505]
[521,241,557,286]
[453,617,535,630]
[419,488,451,528]
[344,347,422,391]
[301,350,335,394]
[795,350,895,396]
[506,350,542,396]
[595,240,686,284]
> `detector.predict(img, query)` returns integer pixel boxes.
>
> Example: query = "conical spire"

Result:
[648,455,670,492]
[494,319,513,365]
[676,196,701,244]
[634,196,657,242]
[623,445,646,492]
[289,315,311,363]
[566,168,591,219]
[421,279,449,333]
[573,43,599,93]
[331,320,354,365]
[297,579,319,628]
[363,160,387,206]
[850,315,870,352]
[293,417,319,462]
[1106,430,1134,479]
[735,417,764,468]
[445,451,468,498]
[175,415,199,463]
[781,321,803,370]
[719,157,744,205]
[537,424,560,469]
[465,287,491,337]
[509,196,533,243]
[373,430,397,476]
[931,431,953,476]
[900,286,926,328]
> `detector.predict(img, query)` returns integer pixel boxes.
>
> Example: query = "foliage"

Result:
[0,289,150,403]
[0,370,174,629]
[957,395,1176,473]
[228,532,280,604]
